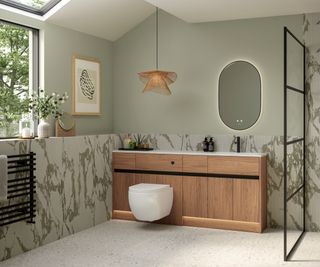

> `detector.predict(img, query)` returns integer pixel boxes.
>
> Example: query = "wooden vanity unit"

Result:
[112,151,267,233]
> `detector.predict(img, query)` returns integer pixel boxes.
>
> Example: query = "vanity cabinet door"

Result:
[207,177,233,220]
[156,175,182,225]
[233,179,260,222]
[113,173,135,211]
[183,176,207,217]
[135,173,157,184]
[182,155,207,218]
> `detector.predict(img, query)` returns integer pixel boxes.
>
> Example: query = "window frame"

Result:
[0,19,39,139]
[0,0,61,16]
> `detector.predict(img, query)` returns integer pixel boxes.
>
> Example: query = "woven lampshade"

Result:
[138,7,177,95]
[138,70,177,95]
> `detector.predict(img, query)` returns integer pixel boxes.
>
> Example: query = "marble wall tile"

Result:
[0,134,118,261]
[304,13,320,232]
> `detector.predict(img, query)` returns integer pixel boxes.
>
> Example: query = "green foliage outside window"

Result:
[0,22,30,137]
[11,0,47,9]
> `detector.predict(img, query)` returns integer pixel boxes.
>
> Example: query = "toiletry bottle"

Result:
[202,137,209,152]
[208,137,214,152]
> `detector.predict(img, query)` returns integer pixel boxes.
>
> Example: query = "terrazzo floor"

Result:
[0,220,320,267]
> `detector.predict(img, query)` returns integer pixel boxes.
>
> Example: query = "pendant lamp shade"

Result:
[138,7,177,95]
[138,70,177,95]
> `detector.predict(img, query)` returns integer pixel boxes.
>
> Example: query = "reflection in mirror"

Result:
[219,61,261,130]
[58,112,75,131]
[286,187,304,254]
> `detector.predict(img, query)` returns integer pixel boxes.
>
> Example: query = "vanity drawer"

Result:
[183,155,207,173]
[113,152,135,170]
[136,154,182,172]
[207,156,259,176]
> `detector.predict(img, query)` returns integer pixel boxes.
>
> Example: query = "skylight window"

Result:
[0,0,61,15]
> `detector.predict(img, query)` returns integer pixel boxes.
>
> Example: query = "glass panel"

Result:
[10,0,52,9]
[286,141,303,196]
[0,22,31,137]
[287,89,303,141]
[287,34,304,90]
[0,0,61,14]
[286,187,304,254]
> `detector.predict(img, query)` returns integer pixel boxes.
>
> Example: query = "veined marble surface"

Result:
[113,149,267,157]
[0,130,314,263]
[304,13,320,232]
[0,135,121,261]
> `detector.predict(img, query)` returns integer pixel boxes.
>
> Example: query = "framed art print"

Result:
[72,55,101,115]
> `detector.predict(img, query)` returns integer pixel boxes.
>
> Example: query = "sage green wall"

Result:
[0,9,113,135]
[113,11,303,135]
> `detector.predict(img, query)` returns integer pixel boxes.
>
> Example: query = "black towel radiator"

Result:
[0,152,36,226]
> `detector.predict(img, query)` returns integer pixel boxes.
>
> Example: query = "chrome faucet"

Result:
[234,136,241,153]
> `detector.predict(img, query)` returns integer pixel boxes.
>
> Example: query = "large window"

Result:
[0,0,61,15]
[0,20,38,138]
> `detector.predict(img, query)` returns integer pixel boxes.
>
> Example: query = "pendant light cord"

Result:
[156,7,159,70]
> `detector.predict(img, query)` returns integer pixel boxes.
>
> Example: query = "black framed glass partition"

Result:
[283,27,306,261]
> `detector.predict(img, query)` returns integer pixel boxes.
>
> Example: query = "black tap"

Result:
[234,136,241,153]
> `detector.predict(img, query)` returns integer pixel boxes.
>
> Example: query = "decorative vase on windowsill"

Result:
[37,119,50,138]
[29,89,68,138]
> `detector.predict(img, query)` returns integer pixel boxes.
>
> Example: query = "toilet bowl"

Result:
[128,183,173,222]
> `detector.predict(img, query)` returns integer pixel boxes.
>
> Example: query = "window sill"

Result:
[0,137,35,141]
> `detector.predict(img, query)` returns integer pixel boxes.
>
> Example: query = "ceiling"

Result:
[47,0,155,41]
[47,0,320,41]
[144,0,320,23]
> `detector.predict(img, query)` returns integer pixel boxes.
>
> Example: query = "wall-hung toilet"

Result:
[128,183,173,222]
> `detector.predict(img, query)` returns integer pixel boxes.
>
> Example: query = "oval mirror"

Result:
[58,112,75,131]
[218,61,261,130]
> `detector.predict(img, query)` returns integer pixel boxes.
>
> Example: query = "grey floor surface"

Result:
[0,220,319,267]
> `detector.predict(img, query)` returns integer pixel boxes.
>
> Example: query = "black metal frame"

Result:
[0,0,62,16]
[0,153,36,226]
[0,19,39,139]
[283,27,306,261]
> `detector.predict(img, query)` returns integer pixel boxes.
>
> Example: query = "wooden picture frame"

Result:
[72,55,101,115]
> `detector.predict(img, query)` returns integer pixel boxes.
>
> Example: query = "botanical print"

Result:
[72,55,100,115]
[78,69,97,103]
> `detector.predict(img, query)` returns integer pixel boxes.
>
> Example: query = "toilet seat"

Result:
[129,183,170,193]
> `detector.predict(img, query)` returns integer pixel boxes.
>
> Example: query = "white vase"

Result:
[37,119,50,138]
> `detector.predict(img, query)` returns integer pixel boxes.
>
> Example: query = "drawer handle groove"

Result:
[171,161,175,165]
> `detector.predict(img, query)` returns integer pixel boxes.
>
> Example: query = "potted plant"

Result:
[29,89,68,138]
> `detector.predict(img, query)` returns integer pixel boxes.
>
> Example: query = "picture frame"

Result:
[72,55,101,115]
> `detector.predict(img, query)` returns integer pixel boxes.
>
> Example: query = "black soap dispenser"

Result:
[208,137,215,152]
[202,137,209,152]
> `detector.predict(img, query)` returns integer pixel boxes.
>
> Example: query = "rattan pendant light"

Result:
[138,8,177,95]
